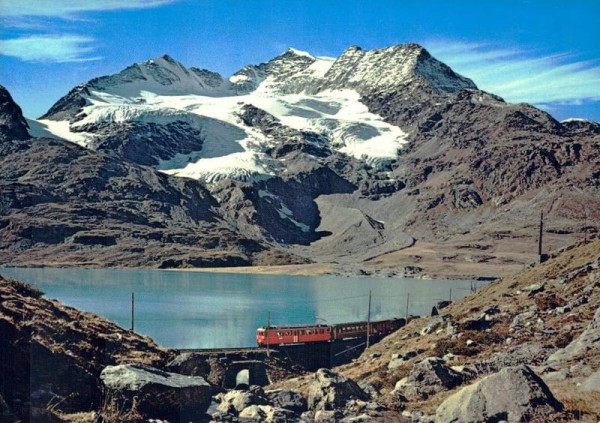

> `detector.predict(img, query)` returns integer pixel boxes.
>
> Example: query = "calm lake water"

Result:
[0,267,478,349]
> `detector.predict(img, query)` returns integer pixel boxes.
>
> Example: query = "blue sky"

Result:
[0,0,599,121]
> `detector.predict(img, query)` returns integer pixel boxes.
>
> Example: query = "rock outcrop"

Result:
[434,365,563,423]
[100,364,211,422]
[307,369,369,411]
[548,306,600,363]
[0,85,29,141]
[265,389,308,414]
[216,387,269,414]
[393,357,464,400]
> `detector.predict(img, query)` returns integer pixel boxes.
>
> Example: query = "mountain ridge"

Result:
[2,43,599,273]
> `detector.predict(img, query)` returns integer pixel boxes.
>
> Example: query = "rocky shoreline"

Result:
[0,238,599,422]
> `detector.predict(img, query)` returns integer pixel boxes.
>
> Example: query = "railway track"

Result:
[177,346,264,353]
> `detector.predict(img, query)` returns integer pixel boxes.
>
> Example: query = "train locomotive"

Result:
[256,318,406,347]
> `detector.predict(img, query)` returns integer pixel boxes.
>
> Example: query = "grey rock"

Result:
[543,369,569,382]
[476,342,550,374]
[446,322,457,336]
[394,357,464,400]
[578,369,600,392]
[388,348,425,370]
[510,310,537,331]
[548,307,600,362]
[265,389,307,414]
[434,365,562,423]
[314,409,343,422]
[358,381,379,399]
[218,388,268,414]
[307,369,369,411]
[100,364,211,422]
[420,316,445,336]
[523,283,544,296]
[210,410,238,422]
[239,405,297,422]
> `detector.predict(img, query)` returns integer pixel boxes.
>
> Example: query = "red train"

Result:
[256,318,406,347]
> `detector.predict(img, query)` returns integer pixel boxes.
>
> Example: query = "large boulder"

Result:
[307,369,369,411]
[100,364,211,422]
[435,365,563,423]
[217,386,269,414]
[394,357,464,400]
[548,307,600,363]
[265,389,307,414]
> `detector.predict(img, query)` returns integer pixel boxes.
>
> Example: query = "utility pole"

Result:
[449,288,452,302]
[538,211,544,262]
[584,207,588,245]
[405,292,410,323]
[131,292,135,332]
[366,290,372,349]
[266,312,271,357]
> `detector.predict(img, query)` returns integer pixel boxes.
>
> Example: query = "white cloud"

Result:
[0,35,101,62]
[424,39,600,107]
[0,0,175,18]
[0,1,177,63]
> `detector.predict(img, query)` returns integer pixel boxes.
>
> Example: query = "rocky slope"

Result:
[0,85,306,268]
[0,273,171,421]
[268,238,600,422]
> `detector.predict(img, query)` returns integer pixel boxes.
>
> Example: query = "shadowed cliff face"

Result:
[0,85,29,141]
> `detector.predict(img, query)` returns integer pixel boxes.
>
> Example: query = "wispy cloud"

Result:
[0,0,176,19]
[424,39,600,109]
[0,35,100,62]
[0,0,177,63]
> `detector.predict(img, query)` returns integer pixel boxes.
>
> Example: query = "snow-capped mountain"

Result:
[5,43,598,270]
[32,44,475,183]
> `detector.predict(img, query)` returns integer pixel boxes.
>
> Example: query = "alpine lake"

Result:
[0,267,479,349]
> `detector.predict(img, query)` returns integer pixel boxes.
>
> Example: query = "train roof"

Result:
[257,317,403,331]
[331,317,403,326]
[257,323,330,330]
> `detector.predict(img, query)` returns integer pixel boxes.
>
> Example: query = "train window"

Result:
[277,332,281,337]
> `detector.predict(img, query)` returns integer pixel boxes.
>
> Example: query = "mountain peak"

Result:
[319,42,476,95]
[0,85,30,141]
[285,48,315,59]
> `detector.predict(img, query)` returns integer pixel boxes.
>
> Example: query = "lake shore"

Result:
[167,241,536,281]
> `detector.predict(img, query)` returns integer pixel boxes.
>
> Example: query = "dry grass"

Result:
[549,380,600,422]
